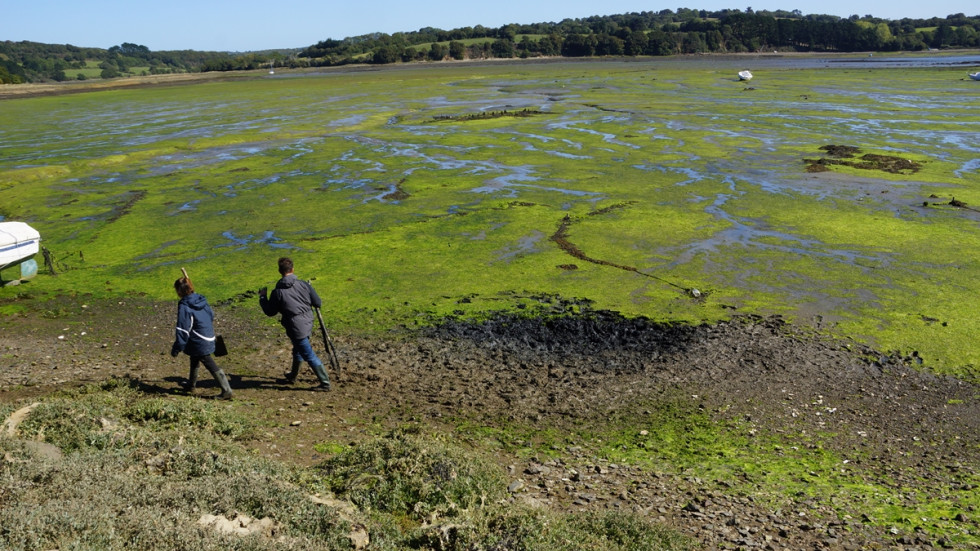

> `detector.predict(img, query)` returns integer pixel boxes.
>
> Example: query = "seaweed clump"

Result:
[804,145,922,174]
[433,108,545,122]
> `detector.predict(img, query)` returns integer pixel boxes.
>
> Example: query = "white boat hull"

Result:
[970,72,980,81]
[0,222,41,275]
[738,70,753,81]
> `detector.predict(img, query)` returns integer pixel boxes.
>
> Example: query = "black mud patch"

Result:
[923,194,980,214]
[380,178,410,201]
[804,145,923,174]
[433,108,546,122]
[422,309,704,370]
[818,144,861,157]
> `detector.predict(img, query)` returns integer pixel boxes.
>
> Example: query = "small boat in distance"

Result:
[970,72,980,81]
[0,221,41,284]
[738,70,753,81]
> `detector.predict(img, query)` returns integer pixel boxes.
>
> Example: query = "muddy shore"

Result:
[2,295,977,549]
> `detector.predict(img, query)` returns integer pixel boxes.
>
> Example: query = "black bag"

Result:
[214,335,228,357]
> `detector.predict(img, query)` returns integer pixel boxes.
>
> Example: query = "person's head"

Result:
[174,276,194,298]
[278,257,294,276]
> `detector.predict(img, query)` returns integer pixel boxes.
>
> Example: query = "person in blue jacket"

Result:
[259,257,331,391]
[171,275,233,400]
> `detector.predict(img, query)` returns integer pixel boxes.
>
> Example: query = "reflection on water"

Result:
[545,119,641,149]
[494,231,546,262]
[956,159,980,178]
[220,231,296,250]
[671,53,980,70]
[149,144,270,175]
[824,54,980,68]
[470,165,540,195]
[174,201,199,213]
[669,191,885,270]
[329,115,367,127]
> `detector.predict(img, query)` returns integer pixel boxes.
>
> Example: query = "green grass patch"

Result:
[2,61,979,379]
[446,389,980,547]
[570,394,979,546]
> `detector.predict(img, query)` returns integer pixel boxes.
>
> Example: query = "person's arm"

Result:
[259,286,279,317]
[308,281,322,309]
[171,304,191,356]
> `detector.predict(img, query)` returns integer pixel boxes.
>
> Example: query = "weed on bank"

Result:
[0,380,690,550]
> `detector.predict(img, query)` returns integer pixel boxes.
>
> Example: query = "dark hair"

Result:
[278,257,294,275]
[174,277,194,298]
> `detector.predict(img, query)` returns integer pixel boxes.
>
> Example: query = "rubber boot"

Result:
[182,365,199,392]
[210,367,234,400]
[310,361,331,391]
[284,360,301,384]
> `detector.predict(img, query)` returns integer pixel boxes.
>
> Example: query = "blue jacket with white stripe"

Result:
[171,293,216,357]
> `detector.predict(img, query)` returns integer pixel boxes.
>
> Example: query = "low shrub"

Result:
[316,427,506,522]
[406,504,692,551]
[314,428,691,550]
[1,386,690,550]
[10,378,253,452]
[0,384,352,550]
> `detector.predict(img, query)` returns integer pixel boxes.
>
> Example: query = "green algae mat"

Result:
[2,59,979,378]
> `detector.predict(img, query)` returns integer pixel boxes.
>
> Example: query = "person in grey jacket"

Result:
[171,276,233,400]
[259,257,330,391]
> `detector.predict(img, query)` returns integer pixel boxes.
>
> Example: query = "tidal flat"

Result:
[2,55,979,378]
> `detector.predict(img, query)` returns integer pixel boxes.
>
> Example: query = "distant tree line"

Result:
[0,41,297,84]
[298,9,980,66]
[2,9,978,83]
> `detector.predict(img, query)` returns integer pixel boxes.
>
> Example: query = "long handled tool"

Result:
[315,306,341,375]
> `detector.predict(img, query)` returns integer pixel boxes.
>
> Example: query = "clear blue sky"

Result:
[3,0,976,52]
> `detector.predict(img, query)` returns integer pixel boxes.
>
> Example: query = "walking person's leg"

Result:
[182,357,200,392]
[293,336,330,390]
[284,346,302,383]
[199,355,233,400]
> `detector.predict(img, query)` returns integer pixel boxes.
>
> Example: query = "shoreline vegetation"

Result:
[0,70,258,99]
[3,49,979,100]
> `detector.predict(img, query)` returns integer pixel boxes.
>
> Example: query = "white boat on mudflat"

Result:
[0,221,41,281]
[970,72,980,81]
[738,70,753,81]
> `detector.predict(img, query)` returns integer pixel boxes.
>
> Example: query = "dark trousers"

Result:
[190,354,221,376]
[186,354,232,396]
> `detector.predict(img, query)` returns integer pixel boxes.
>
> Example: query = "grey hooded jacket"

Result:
[259,274,322,341]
